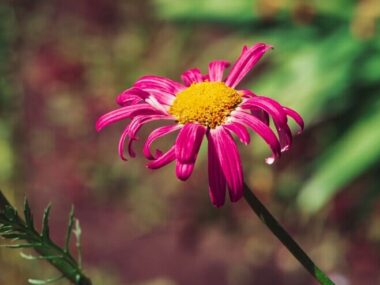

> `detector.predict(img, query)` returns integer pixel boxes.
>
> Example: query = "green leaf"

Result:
[41,204,52,240]
[0,191,92,284]
[4,205,17,221]
[1,243,43,248]
[0,191,11,212]
[28,275,64,285]
[297,101,380,213]
[64,206,75,252]
[24,198,34,229]
[73,219,82,269]
[20,252,63,261]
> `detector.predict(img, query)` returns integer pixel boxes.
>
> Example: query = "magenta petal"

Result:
[208,60,230,82]
[283,107,304,134]
[143,124,181,160]
[251,109,270,126]
[128,139,136,158]
[134,75,185,94]
[202,74,210,81]
[241,96,292,151]
[238,89,256,98]
[118,126,130,161]
[223,123,251,145]
[143,88,176,106]
[181,68,203,86]
[175,161,194,181]
[210,127,243,202]
[147,145,176,169]
[95,104,160,131]
[175,124,206,163]
[121,115,174,159]
[225,43,272,88]
[116,87,149,106]
[127,115,172,138]
[232,110,281,164]
[207,132,226,207]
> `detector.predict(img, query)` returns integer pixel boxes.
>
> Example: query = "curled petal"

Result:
[210,127,243,202]
[175,124,206,163]
[241,96,292,151]
[225,43,272,88]
[208,60,230,82]
[143,124,181,160]
[207,132,226,207]
[232,110,281,164]
[145,96,169,114]
[95,104,160,131]
[116,88,149,106]
[223,122,250,145]
[133,76,179,106]
[118,126,130,161]
[120,115,174,160]
[251,109,270,126]
[283,107,304,134]
[134,75,184,94]
[117,87,169,113]
[127,115,174,138]
[127,139,137,158]
[146,145,176,169]
[143,88,176,106]
[181,68,203,86]
[175,161,195,181]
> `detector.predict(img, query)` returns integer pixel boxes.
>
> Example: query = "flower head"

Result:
[96,43,304,207]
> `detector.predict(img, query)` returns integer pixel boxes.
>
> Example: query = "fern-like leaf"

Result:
[41,204,52,241]
[0,191,92,285]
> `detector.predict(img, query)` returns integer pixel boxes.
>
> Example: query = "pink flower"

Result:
[96,43,304,207]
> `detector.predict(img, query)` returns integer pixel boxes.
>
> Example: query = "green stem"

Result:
[243,183,335,285]
[32,235,92,285]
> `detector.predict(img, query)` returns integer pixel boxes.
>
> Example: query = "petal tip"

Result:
[265,157,275,165]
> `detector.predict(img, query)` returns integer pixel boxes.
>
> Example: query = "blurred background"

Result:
[1,0,380,284]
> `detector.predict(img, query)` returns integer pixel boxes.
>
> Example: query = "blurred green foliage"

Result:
[154,0,380,213]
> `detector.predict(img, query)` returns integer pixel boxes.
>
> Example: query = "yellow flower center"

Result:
[169,82,242,128]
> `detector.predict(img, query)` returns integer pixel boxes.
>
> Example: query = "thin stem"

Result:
[243,183,335,285]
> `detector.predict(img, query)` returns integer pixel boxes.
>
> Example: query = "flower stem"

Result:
[243,183,335,285]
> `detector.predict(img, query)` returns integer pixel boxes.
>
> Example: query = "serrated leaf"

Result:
[24,198,34,229]
[0,191,11,212]
[28,275,64,285]
[297,101,380,213]
[20,252,63,260]
[4,205,17,221]
[0,191,91,284]
[2,233,22,239]
[41,204,52,240]
[73,219,82,268]
[0,243,43,248]
[0,225,13,232]
[64,206,75,252]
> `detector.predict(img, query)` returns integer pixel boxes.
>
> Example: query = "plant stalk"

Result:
[243,183,335,285]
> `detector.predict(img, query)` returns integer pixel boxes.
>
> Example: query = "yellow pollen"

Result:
[169,82,242,128]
